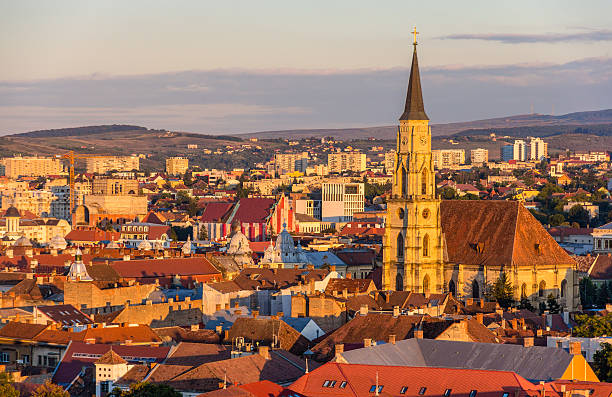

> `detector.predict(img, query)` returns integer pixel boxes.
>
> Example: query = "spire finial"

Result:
[412,27,419,46]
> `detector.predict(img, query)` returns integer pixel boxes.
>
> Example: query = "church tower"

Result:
[383,30,445,293]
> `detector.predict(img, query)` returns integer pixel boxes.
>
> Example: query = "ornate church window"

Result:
[422,234,429,257]
[396,233,404,259]
[421,168,428,195]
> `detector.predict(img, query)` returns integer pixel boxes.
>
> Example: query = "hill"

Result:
[239,109,612,140]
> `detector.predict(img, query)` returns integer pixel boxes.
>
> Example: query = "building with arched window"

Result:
[383,35,578,310]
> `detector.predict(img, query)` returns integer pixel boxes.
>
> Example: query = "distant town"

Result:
[1,31,612,397]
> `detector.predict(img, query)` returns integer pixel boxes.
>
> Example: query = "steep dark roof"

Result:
[400,45,428,121]
[227,317,310,355]
[4,206,20,218]
[589,254,612,280]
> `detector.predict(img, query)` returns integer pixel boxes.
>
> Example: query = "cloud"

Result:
[0,57,611,135]
[438,29,612,44]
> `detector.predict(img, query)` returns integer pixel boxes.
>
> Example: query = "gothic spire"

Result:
[400,32,428,121]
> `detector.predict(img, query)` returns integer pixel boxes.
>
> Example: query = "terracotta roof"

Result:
[35,304,93,326]
[550,380,612,397]
[95,349,127,365]
[325,278,374,295]
[589,254,612,280]
[232,198,276,224]
[0,321,48,340]
[208,268,329,292]
[110,257,220,278]
[227,317,310,355]
[65,228,120,242]
[288,363,553,397]
[335,250,377,266]
[78,324,162,344]
[198,380,284,397]
[200,202,234,223]
[441,201,575,267]
[153,327,222,344]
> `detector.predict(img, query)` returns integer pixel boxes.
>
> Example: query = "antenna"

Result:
[305,357,309,374]
[530,104,534,114]
[375,371,379,396]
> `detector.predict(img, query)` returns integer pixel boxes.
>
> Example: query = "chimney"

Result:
[476,313,484,324]
[466,298,473,306]
[393,306,400,318]
[215,304,221,312]
[495,308,503,317]
[277,311,284,318]
[235,309,242,315]
[363,338,372,348]
[346,273,352,279]
[252,310,259,318]
[556,340,563,349]
[569,341,581,355]
[335,344,344,357]
[360,305,368,316]
[258,345,270,359]
[536,329,543,337]
[216,325,223,335]
[234,301,239,308]
[342,288,348,299]
[190,324,199,331]
[224,330,229,341]
[479,299,484,309]
[523,337,534,347]
[388,334,396,345]
[414,329,424,339]
[511,318,518,329]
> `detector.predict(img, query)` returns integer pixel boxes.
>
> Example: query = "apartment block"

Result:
[0,156,63,179]
[530,138,548,160]
[166,157,189,176]
[328,152,366,173]
[274,153,308,176]
[432,149,465,169]
[85,156,140,174]
[321,183,364,222]
[384,151,396,174]
[513,140,526,161]
[470,148,488,165]
[0,188,56,216]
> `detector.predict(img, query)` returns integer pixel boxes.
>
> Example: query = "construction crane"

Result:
[57,151,111,216]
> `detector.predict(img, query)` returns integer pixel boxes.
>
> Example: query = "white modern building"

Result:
[432,149,465,169]
[470,148,489,165]
[321,182,364,222]
[530,138,548,160]
[513,140,526,161]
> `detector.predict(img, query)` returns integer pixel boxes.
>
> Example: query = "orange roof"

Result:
[95,349,127,365]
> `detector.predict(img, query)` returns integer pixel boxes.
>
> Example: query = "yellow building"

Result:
[0,156,63,179]
[166,157,189,176]
[85,156,139,174]
[328,152,366,173]
[382,35,578,310]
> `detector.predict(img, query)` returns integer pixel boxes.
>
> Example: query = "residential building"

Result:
[0,188,55,217]
[470,148,488,165]
[513,139,527,161]
[592,222,612,253]
[563,202,599,219]
[328,152,366,173]
[321,182,364,222]
[85,156,140,174]
[165,156,189,176]
[49,182,91,220]
[384,151,396,174]
[548,336,612,362]
[274,153,308,176]
[294,198,321,220]
[0,156,63,178]
[530,137,548,160]
[0,207,71,245]
[432,149,465,168]
[500,144,514,162]
[575,151,610,162]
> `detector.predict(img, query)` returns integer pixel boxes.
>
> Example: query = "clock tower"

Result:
[383,30,445,293]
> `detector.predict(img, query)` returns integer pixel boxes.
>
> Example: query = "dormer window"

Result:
[444,389,452,397]
[419,387,427,395]
[400,386,408,394]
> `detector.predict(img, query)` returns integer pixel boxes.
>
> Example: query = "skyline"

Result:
[1,1,612,134]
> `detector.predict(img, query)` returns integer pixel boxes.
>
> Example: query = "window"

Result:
[400,386,408,394]
[339,381,347,389]
[369,385,383,393]
[422,233,429,257]
[444,389,452,397]
[322,380,336,388]
[323,381,330,387]
[469,390,477,397]
[538,280,546,297]
[419,387,427,395]
[397,233,404,259]
[502,393,510,397]
[421,168,428,195]
[0,352,9,362]
[560,279,567,298]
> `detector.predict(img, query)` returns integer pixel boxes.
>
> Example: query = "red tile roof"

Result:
[110,257,220,278]
[232,198,276,224]
[200,202,234,223]
[65,228,121,242]
[288,363,556,397]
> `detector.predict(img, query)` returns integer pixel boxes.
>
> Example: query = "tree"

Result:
[198,226,208,241]
[549,213,565,227]
[568,204,590,227]
[110,382,181,397]
[573,314,612,337]
[439,186,458,200]
[580,277,598,308]
[491,273,514,308]
[0,372,19,397]
[592,343,612,382]
[546,293,561,314]
[518,297,535,311]
[31,380,69,397]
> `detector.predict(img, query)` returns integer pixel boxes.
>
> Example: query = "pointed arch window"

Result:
[402,166,408,197]
[423,274,430,294]
[396,273,404,291]
[396,233,404,260]
[421,168,428,195]
[422,234,430,257]
[448,280,456,296]
[560,279,567,298]
[538,280,546,298]
[521,283,527,299]
[472,280,480,298]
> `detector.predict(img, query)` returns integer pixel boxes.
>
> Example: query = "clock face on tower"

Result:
[420,136,427,146]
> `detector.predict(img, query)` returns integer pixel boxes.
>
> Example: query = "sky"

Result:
[1,0,612,135]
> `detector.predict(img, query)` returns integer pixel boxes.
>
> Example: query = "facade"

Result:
[513,140,527,161]
[85,156,140,174]
[165,157,189,176]
[592,222,612,253]
[432,149,465,169]
[0,156,63,178]
[384,151,396,174]
[530,137,548,160]
[500,145,514,162]
[0,188,55,217]
[0,207,71,244]
[49,182,91,220]
[274,153,308,176]
[321,183,364,222]
[470,148,488,165]
[382,38,578,310]
[328,152,367,173]
[294,198,321,220]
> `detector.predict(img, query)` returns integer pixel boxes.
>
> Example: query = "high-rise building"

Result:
[0,188,56,217]
[513,140,526,161]
[530,138,548,161]
[274,153,308,176]
[85,156,140,174]
[384,151,396,174]
[500,145,514,162]
[0,156,63,179]
[321,183,364,222]
[470,148,489,165]
[166,157,189,176]
[327,152,367,173]
[432,149,465,169]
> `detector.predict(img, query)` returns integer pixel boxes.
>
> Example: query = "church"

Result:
[382,32,578,310]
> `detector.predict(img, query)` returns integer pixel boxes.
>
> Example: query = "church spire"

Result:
[400,28,428,121]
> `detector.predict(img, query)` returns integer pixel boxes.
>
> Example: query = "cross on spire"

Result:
[412,27,419,45]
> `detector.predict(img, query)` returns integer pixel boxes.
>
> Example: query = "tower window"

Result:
[422,234,429,257]
[421,168,428,195]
